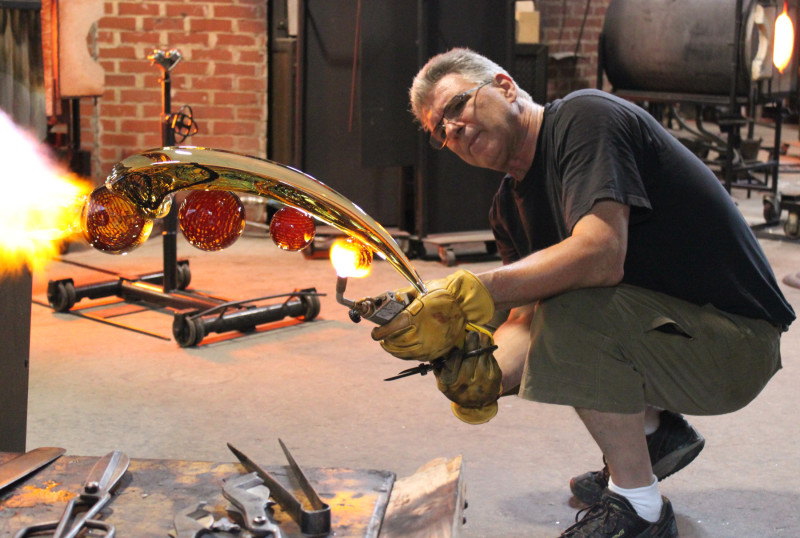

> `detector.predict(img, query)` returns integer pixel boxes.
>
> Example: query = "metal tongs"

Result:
[383,345,499,381]
[15,450,130,538]
[228,441,331,537]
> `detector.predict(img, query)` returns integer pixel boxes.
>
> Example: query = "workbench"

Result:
[0,452,465,537]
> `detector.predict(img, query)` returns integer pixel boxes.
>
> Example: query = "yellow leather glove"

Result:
[434,330,503,425]
[370,270,495,361]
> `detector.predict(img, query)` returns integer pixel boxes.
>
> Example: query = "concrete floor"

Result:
[19,135,800,537]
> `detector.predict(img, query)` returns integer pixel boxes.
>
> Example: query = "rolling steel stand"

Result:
[47,49,321,347]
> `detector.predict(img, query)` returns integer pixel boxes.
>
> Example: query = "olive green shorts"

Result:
[518,285,783,415]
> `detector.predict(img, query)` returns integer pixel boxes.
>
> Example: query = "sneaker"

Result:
[570,411,705,505]
[560,489,679,537]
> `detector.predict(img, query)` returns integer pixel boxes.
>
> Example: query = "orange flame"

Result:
[774,1,794,74]
[330,237,372,278]
[0,111,91,276]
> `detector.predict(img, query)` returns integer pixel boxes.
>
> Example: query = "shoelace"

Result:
[572,500,607,525]
[568,497,625,534]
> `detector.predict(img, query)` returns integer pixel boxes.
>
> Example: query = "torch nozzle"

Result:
[335,276,409,326]
[335,276,354,308]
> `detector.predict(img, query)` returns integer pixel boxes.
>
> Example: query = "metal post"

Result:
[724,0,745,192]
[597,33,606,90]
[159,60,179,292]
[415,0,430,240]
[0,269,32,451]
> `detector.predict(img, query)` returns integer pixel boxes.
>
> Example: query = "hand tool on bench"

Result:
[172,501,243,538]
[0,447,65,492]
[223,472,283,537]
[227,441,331,536]
[15,450,130,538]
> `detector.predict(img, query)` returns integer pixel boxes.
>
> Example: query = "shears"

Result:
[15,451,130,538]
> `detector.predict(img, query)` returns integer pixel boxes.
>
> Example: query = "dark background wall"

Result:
[297,0,613,236]
[299,1,536,236]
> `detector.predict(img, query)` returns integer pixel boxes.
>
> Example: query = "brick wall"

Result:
[538,0,612,99]
[76,0,267,183]
[70,0,608,182]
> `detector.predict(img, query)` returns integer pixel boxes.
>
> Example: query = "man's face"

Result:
[421,73,515,172]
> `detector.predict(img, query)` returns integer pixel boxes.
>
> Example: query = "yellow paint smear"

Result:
[4,481,76,508]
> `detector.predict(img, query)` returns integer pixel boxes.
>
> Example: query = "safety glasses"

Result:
[429,80,492,150]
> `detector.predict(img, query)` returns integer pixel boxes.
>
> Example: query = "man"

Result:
[369,48,795,537]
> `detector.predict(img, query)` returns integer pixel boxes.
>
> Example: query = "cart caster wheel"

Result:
[439,247,456,266]
[301,242,315,259]
[173,315,204,347]
[300,292,321,321]
[176,262,192,290]
[47,279,76,312]
[413,241,427,260]
[784,212,800,238]
[763,194,781,224]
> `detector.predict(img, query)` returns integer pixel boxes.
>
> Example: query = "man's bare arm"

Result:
[479,200,630,311]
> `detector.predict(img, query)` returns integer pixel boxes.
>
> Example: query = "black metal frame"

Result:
[597,0,790,199]
[47,52,321,347]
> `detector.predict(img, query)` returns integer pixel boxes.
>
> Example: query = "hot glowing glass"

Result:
[269,206,316,251]
[179,190,245,251]
[774,2,795,73]
[81,185,153,254]
[330,237,372,278]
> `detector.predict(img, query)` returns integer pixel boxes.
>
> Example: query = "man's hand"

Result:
[370,269,495,361]
[435,330,503,424]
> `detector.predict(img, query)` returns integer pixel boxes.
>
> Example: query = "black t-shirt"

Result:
[489,89,795,328]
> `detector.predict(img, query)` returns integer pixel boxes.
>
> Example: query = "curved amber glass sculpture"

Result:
[179,190,245,251]
[81,185,153,254]
[105,147,425,293]
[269,207,316,251]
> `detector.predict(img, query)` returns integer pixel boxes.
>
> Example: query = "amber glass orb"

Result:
[270,207,316,251]
[179,190,245,251]
[81,185,154,254]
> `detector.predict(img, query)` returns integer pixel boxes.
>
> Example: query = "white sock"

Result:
[644,408,662,435]
[608,475,662,523]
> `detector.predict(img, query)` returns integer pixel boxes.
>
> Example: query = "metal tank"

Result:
[601,0,774,95]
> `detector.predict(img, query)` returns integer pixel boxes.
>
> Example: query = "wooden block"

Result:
[516,11,540,44]
[380,455,466,538]
[56,0,104,98]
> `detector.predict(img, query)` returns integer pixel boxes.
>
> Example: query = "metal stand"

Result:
[159,51,181,293]
[596,0,787,203]
[603,88,784,199]
[47,49,321,347]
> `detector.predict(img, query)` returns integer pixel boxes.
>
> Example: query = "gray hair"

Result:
[409,47,531,124]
